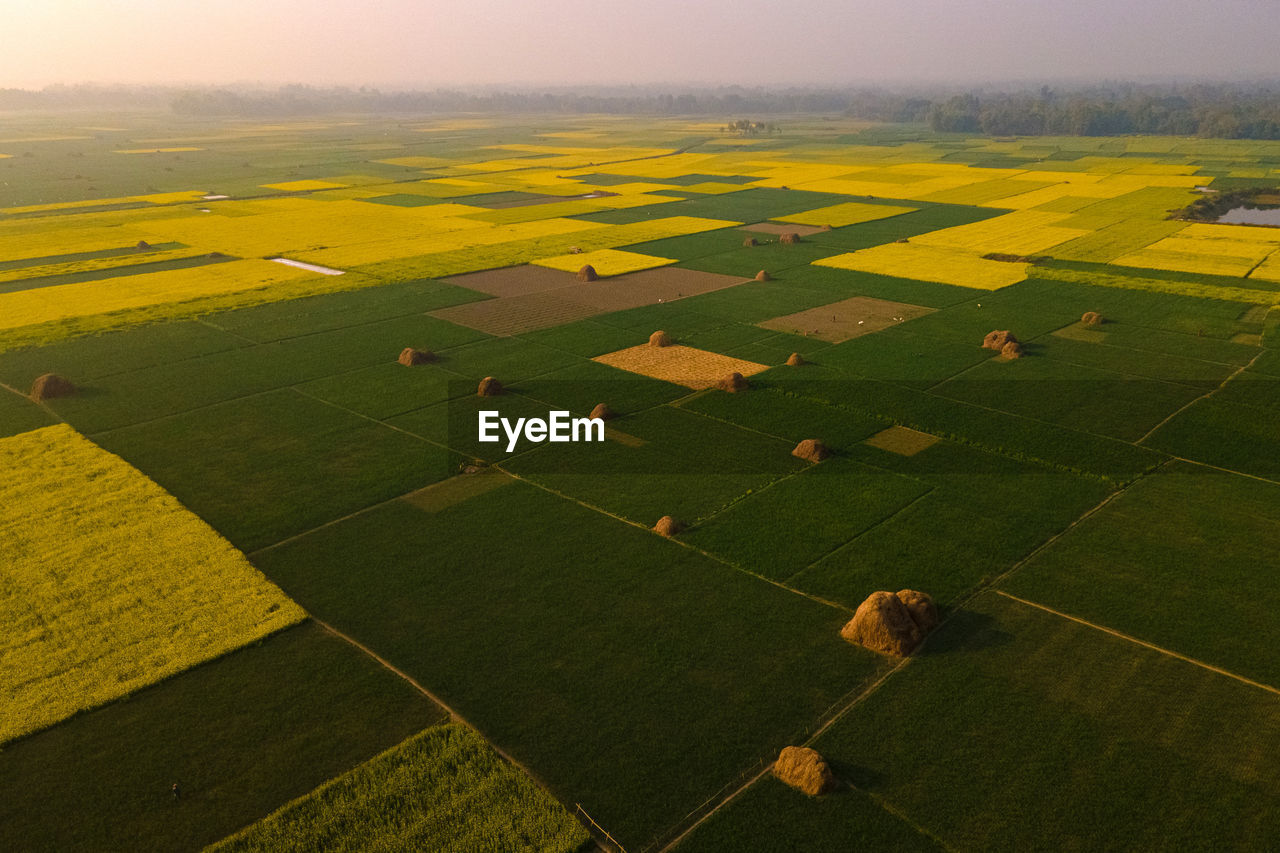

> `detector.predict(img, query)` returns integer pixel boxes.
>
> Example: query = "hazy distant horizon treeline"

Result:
[4,82,1280,139]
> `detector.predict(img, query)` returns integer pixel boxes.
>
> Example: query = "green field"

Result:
[3,112,1279,852]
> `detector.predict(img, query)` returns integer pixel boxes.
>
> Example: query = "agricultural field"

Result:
[2,111,1279,852]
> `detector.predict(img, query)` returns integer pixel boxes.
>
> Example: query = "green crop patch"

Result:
[798,593,1280,851]
[252,482,887,850]
[0,391,57,438]
[210,724,587,853]
[0,319,243,389]
[94,389,457,552]
[1143,397,1280,481]
[931,358,1209,442]
[206,278,489,342]
[790,441,1111,607]
[1005,462,1280,687]
[0,622,445,853]
[676,772,944,853]
[683,457,930,581]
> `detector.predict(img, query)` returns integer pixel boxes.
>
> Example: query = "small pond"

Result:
[1218,206,1280,226]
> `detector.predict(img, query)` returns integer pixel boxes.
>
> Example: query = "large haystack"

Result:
[786,352,805,367]
[649,330,673,348]
[589,402,615,421]
[653,515,683,537]
[982,330,1018,351]
[895,589,938,633]
[477,376,503,397]
[755,270,772,282]
[29,373,76,401]
[1001,340,1025,359]
[577,265,598,282]
[779,232,802,245]
[717,372,749,393]
[840,590,935,656]
[398,347,435,366]
[743,236,759,247]
[773,746,838,796]
[792,439,830,463]
[1081,311,1104,326]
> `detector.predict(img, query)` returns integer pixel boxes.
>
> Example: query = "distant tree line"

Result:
[925,85,1280,139]
[5,82,1280,140]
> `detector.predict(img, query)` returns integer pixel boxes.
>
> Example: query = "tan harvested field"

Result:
[758,295,935,342]
[432,266,747,335]
[431,292,601,336]
[738,222,829,237]
[593,344,770,389]
[445,265,579,297]
[402,469,514,513]
[1051,322,1110,344]
[863,425,942,456]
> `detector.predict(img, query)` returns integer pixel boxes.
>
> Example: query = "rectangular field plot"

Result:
[1143,396,1280,481]
[430,266,748,335]
[211,724,587,853]
[0,424,304,744]
[252,481,887,850]
[594,343,771,389]
[814,243,1030,290]
[682,457,930,582]
[1003,462,1280,688]
[788,440,1113,608]
[773,201,917,228]
[687,593,1280,852]
[0,622,445,853]
[93,389,458,552]
[757,295,936,343]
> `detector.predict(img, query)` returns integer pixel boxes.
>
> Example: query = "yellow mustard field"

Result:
[0,424,305,745]
[0,259,319,331]
[775,201,916,228]
[814,242,1029,290]
[533,248,675,276]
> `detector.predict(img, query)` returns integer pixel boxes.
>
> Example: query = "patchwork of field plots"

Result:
[3,114,1280,852]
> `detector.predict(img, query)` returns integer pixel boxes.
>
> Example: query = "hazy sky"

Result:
[5,0,1279,89]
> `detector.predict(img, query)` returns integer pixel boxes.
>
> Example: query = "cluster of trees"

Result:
[722,119,780,136]
[926,85,1280,139]
[6,82,1280,140]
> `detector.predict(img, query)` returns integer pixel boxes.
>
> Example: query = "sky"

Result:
[4,0,1279,89]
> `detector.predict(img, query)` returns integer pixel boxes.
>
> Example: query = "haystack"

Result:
[649,330,673,348]
[1001,340,1025,359]
[717,372,749,393]
[773,746,838,796]
[29,373,75,401]
[653,515,683,537]
[841,591,922,656]
[568,246,582,254]
[398,347,435,366]
[895,589,938,633]
[135,240,151,250]
[755,270,772,282]
[477,376,503,397]
[820,224,833,231]
[792,439,830,463]
[840,589,937,656]
[589,402,615,421]
[577,264,598,282]
[785,352,805,367]
[1081,311,1104,326]
[982,330,1018,350]
[780,232,802,245]
[743,236,758,247]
